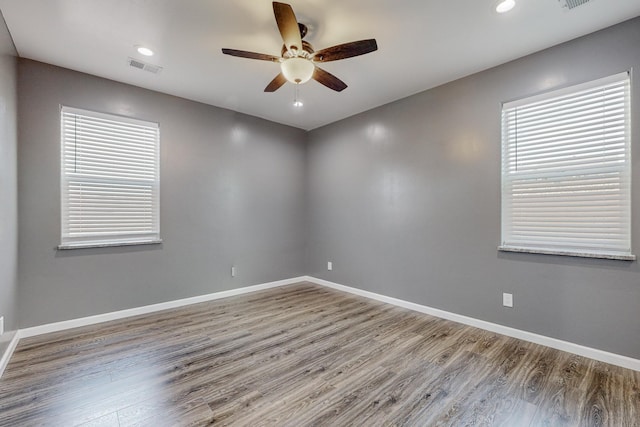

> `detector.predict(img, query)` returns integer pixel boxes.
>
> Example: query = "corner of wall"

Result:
[0,7,19,334]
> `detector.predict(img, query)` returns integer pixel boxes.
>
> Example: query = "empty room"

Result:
[1,0,640,425]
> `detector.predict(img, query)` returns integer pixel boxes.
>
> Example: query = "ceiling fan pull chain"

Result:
[293,85,303,107]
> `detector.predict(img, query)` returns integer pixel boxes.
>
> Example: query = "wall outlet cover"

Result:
[327,261,333,271]
[503,293,513,308]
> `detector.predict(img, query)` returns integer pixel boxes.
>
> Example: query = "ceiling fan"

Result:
[222,2,378,93]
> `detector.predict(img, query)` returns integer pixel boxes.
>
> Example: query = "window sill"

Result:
[498,245,636,261]
[58,239,163,250]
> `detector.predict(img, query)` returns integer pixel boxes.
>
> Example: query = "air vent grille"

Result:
[128,58,163,74]
[559,0,591,10]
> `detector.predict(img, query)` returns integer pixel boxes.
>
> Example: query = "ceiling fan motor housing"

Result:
[281,40,314,58]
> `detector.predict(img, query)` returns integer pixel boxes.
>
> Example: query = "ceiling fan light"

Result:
[281,57,315,84]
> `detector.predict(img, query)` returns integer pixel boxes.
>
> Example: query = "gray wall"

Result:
[0,11,17,335]
[18,60,307,327]
[12,16,640,360]
[307,17,640,359]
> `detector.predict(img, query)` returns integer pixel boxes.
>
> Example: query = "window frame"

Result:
[499,72,634,260]
[59,106,161,249]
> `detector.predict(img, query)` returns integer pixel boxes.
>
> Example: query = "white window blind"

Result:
[60,107,160,249]
[500,72,633,260]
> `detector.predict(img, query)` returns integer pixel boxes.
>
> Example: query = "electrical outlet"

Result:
[0,316,4,335]
[503,293,513,308]
[231,266,236,277]
[327,261,333,271]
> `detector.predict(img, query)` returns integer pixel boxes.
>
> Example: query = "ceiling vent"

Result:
[558,0,591,10]
[128,57,163,74]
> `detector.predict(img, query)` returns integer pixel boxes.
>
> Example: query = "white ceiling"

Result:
[1,0,639,130]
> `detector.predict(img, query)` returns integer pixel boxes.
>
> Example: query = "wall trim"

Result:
[2,275,638,380]
[0,331,20,379]
[0,276,305,379]
[303,276,640,372]
[18,276,306,339]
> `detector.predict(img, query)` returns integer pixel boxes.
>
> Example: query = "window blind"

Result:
[60,107,160,248]
[500,72,632,259]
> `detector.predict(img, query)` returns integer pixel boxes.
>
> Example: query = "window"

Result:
[60,107,160,249]
[500,72,633,260]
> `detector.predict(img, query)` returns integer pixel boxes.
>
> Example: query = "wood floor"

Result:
[1,283,639,426]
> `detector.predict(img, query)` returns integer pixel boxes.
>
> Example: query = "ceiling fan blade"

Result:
[312,67,347,92]
[311,39,378,62]
[222,48,281,62]
[264,73,288,92]
[273,2,302,54]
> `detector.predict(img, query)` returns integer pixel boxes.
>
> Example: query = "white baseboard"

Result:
[303,276,640,372]
[0,331,20,378]
[19,276,306,339]
[2,275,638,380]
[0,276,305,380]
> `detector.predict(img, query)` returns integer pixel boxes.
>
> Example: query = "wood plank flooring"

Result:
[1,283,638,426]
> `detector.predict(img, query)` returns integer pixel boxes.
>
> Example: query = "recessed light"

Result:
[495,0,516,13]
[293,100,303,107]
[136,46,154,56]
